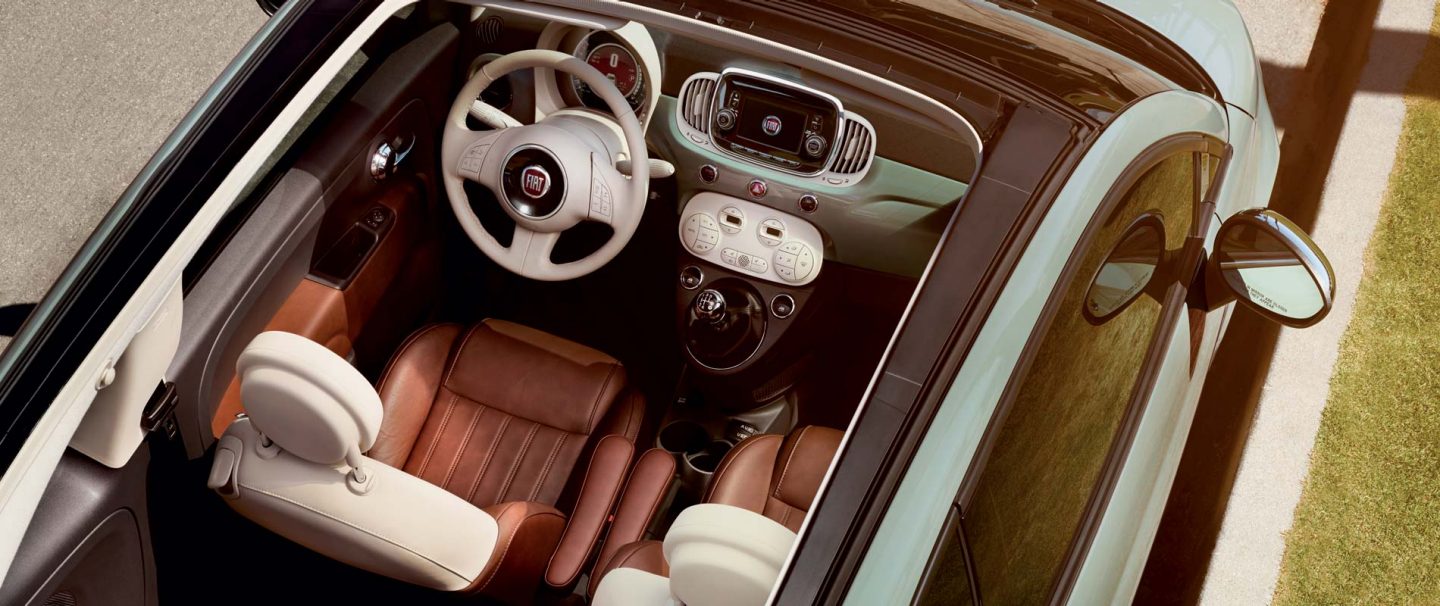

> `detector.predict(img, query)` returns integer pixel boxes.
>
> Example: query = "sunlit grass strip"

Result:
[1273,12,1440,604]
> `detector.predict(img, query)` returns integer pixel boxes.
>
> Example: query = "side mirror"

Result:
[1084,215,1164,324]
[255,0,286,16]
[1207,209,1335,328]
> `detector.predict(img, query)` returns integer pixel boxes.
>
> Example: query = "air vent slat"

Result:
[828,117,876,177]
[678,75,717,134]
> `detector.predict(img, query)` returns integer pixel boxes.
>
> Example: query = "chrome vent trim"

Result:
[829,115,876,176]
[678,73,718,134]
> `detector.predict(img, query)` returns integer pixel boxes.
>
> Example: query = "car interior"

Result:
[128,2,986,604]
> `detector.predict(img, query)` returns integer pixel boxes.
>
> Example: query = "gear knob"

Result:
[694,289,727,324]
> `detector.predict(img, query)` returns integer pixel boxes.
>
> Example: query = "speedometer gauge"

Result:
[584,43,640,97]
[570,34,646,114]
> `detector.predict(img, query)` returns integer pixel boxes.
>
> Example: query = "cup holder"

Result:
[659,420,710,455]
[685,440,734,474]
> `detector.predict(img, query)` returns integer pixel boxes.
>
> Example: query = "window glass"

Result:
[946,152,1196,605]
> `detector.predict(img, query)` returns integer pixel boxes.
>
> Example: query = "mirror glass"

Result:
[1084,218,1163,322]
[1216,218,1326,322]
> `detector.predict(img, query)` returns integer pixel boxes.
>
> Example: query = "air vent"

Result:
[475,16,504,45]
[829,117,876,176]
[678,74,717,134]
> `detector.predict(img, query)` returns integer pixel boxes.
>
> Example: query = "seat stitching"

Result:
[414,392,459,477]
[704,434,779,502]
[441,323,484,390]
[778,501,792,528]
[441,404,485,492]
[495,423,539,503]
[528,432,566,502]
[773,426,811,500]
[584,364,620,435]
[465,413,511,504]
[479,508,567,592]
[241,483,471,582]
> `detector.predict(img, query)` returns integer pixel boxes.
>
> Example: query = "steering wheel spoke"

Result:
[510,225,563,277]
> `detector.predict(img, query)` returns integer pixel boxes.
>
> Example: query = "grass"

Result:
[1272,11,1440,605]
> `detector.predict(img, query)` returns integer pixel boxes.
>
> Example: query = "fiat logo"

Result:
[520,165,550,199]
[762,115,783,136]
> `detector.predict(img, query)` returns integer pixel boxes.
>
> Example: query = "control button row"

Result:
[589,172,613,220]
[727,143,803,170]
[721,248,769,274]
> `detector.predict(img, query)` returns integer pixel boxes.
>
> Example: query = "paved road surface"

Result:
[0,1,266,352]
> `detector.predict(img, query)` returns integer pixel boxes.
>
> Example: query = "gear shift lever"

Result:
[694,289,727,324]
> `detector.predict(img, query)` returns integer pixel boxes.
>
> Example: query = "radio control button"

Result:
[803,134,827,158]
[716,109,737,131]
[798,194,819,213]
[699,164,719,183]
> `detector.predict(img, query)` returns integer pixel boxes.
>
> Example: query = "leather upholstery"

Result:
[594,426,842,586]
[707,426,843,532]
[368,319,640,601]
[587,448,677,595]
[370,320,627,508]
[546,435,633,588]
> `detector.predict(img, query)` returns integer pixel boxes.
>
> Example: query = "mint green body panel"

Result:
[845,90,1229,605]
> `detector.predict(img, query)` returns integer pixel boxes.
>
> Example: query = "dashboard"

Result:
[477,12,971,280]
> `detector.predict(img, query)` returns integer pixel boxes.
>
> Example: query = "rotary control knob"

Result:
[716,109,738,132]
[803,134,827,159]
[694,289,727,324]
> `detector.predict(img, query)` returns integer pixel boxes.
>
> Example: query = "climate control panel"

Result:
[678,192,824,286]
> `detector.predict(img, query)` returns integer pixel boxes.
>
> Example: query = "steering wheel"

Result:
[441,49,650,281]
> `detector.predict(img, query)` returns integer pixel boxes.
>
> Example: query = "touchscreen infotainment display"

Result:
[736,97,806,155]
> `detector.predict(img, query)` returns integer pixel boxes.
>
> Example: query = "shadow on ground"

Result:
[1134,1,1438,603]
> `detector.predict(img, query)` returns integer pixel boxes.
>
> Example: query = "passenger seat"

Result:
[590,426,843,601]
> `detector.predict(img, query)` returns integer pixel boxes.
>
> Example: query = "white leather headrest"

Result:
[237,331,382,465]
[663,504,797,606]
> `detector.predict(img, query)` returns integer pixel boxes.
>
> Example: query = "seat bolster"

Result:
[704,434,784,512]
[589,448,676,596]
[770,426,844,510]
[545,435,635,588]
[595,540,668,581]
[370,323,463,467]
[470,501,568,604]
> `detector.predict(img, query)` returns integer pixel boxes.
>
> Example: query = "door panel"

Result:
[210,179,439,437]
[172,22,459,455]
[0,446,156,606]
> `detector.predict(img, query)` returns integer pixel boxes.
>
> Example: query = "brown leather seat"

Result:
[369,319,644,603]
[591,425,843,592]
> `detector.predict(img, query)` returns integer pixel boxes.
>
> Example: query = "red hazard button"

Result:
[747,179,768,199]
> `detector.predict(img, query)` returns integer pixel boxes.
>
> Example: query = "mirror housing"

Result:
[255,0,285,16]
[1204,209,1335,328]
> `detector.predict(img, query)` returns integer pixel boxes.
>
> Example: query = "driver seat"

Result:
[212,320,643,604]
[371,319,645,599]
